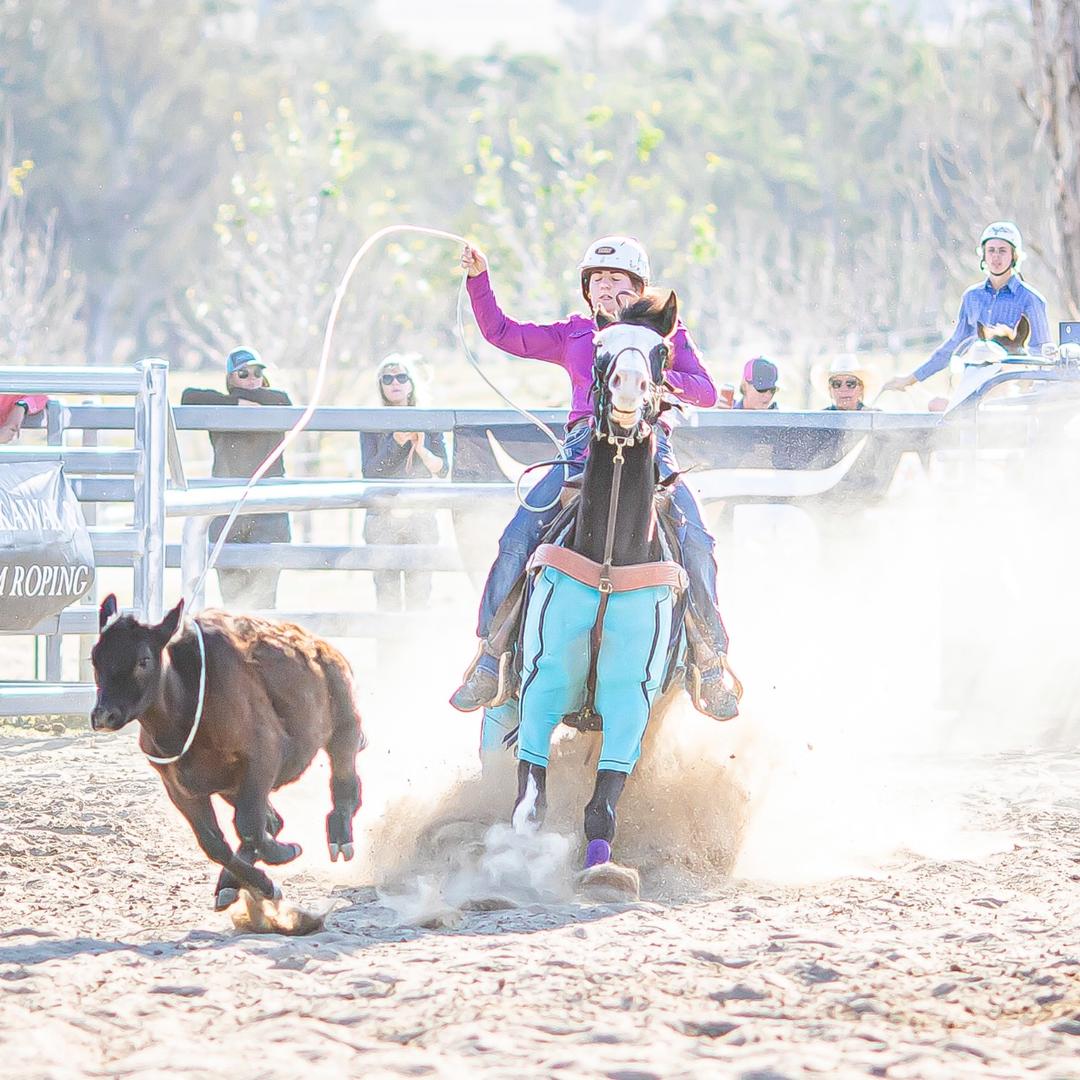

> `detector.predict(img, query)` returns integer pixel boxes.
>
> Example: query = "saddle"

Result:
[484,486,692,722]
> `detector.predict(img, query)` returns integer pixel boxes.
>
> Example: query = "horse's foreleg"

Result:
[513,760,548,829]
[583,769,628,866]
[164,787,280,909]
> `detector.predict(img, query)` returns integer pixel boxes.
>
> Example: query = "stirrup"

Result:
[488,648,517,708]
[456,641,517,710]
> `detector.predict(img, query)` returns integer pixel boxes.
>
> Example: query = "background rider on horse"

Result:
[449,235,738,722]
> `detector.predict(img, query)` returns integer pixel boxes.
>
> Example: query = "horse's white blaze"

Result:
[597,324,662,420]
[610,353,651,416]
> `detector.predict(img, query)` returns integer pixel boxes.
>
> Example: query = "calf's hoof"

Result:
[328,841,355,863]
[214,887,240,911]
[260,840,302,866]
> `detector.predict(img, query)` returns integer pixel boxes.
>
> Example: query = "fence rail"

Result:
[4,358,1071,717]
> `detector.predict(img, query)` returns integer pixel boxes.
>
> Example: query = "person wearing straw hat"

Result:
[823,356,879,411]
[883,221,1051,394]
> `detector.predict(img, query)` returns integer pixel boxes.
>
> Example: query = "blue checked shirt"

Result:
[915,275,1050,381]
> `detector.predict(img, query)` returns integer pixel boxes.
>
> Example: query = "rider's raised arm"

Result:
[913,292,977,383]
[466,271,574,363]
[664,326,718,408]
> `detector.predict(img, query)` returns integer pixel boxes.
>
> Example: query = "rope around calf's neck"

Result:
[143,619,207,766]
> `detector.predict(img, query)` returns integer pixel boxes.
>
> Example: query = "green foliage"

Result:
[0,0,1053,375]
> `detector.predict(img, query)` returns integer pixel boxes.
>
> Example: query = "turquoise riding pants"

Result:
[514,566,674,774]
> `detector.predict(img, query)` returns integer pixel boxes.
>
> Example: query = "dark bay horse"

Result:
[91,595,365,909]
[510,290,694,876]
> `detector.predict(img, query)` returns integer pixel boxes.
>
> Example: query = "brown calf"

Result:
[90,595,365,909]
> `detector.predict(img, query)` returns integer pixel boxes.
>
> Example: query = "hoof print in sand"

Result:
[576,861,640,902]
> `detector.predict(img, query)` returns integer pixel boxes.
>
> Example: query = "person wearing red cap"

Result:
[735,358,780,410]
[0,394,48,443]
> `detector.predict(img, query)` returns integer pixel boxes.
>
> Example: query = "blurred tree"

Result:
[0,113,85,366]
[0,0,278,364]
[1027,0,1080,318]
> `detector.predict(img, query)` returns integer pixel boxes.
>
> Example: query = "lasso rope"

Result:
[143,618,206,766]
[189,223,570,603]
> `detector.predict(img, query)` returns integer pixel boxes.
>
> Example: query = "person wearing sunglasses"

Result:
[735,357,780,410]
[180,346,293,609]
[449,237,738,724]
[883,221,1051,395]
[360,355,447,615]
[822,357,878,411]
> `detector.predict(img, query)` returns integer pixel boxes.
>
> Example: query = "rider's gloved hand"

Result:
[461,245,488,278]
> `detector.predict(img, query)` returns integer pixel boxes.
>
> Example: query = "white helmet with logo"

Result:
[978,221,1024,266]
[578,235,651,302]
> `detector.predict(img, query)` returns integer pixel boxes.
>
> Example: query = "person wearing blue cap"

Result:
[180,347,293,609]
[735,357,780,409]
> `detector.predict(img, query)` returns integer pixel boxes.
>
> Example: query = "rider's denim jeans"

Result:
[476,423,729,656]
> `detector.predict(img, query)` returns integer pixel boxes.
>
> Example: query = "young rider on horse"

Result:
[883,221,1051,393]
[450,235,738,722]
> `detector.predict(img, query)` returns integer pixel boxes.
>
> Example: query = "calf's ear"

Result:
[99,594,119,632]
[154,599,186,647]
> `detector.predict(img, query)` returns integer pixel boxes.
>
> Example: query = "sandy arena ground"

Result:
[1,676,1078,1080]
[3,481,1080,1078]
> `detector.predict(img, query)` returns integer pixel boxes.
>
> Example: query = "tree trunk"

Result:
[1030,0,1080,318]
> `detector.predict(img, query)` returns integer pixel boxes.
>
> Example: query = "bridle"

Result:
[569,342,662,732]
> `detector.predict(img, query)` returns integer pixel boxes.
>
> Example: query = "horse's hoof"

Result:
[577,860,640,902]
[329,842,355,863]
[269,883,282,902]
[214,887,239,911]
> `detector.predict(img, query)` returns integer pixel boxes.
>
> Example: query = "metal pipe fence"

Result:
[2,357,1065,717]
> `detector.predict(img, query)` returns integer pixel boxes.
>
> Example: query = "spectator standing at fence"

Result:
[360,354,447,613]
[735,358,780,410]
[0,394,48,443]
[822,357,879,412]
[180,347,292,610]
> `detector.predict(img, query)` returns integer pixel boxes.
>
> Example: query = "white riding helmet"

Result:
[578,235,651,302]
[978,221,1024,266]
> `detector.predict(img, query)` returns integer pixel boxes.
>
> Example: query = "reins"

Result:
[574,421,647,728]
[143,619,207,766]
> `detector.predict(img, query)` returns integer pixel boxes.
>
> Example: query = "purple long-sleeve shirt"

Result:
[466,271,717,426]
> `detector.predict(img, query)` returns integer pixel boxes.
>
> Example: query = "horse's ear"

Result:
[658,290,678,338]
[154,599,185,648]
[99,594,119,633]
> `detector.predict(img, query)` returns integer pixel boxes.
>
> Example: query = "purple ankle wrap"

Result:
[585,839,611,868]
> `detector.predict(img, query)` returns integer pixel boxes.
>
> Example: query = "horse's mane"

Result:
[617,289,677,338]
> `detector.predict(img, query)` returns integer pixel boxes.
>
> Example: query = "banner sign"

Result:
[0,461,95,631]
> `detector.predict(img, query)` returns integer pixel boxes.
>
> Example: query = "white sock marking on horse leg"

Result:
[512,773,539,835]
